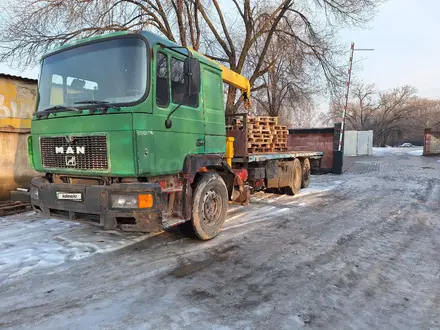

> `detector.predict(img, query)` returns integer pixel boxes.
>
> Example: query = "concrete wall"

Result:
[0,75,39,200]
[288,124,341,173]
[423,128,440,156]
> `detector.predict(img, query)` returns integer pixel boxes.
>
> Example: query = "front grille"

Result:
[40,135,108,170]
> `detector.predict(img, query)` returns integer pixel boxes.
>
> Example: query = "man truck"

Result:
[19,31,323,240]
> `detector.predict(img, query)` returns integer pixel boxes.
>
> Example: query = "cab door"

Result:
[150,47,205,176]
[202,66,226,154]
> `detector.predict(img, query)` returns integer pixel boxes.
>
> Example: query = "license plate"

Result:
[56,192,82,201]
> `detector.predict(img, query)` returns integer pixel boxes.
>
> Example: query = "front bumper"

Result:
[30,177,163,232]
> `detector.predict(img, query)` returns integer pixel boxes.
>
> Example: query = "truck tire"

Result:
[301,158,311,188]
[285,158,302,195]
[179,172,228,240]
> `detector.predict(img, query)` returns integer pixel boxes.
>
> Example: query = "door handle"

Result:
[196,139,205,147]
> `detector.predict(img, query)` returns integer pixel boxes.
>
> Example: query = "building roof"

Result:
[0,73,38,83]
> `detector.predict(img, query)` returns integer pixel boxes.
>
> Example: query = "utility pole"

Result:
[338,43,374,152]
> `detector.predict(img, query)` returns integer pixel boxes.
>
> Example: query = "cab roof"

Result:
[42,30,220,69]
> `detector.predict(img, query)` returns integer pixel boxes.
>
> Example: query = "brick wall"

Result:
[288,125,340,172]
[424,129,440,156]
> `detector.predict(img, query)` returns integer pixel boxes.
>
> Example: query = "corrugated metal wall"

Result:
[344,130,374,156]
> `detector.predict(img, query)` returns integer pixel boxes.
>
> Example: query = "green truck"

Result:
[18,31,323,240]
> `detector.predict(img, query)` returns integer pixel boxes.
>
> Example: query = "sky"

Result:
[339,0,440,100]
[1,0,440,100]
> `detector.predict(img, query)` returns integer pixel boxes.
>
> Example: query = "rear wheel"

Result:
[301,158,311,188]
[284,158,302,195]
[178,173,228,240]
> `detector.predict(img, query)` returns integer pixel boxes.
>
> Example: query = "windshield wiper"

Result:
[74,100,121,113]
[36,105,82,119]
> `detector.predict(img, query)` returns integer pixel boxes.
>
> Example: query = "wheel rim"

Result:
[202,188,223,226]
[304,165,310,182]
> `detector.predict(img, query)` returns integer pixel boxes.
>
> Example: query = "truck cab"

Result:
[28,31,241,239]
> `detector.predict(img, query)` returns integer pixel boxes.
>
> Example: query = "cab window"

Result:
[171,57,198,107]
[156,52,169,107]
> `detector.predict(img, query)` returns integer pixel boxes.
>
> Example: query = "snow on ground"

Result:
[0,175,340,285]
[3,154,440,329]
[373,146,423,156]
[0,212,150,283]
[296,176,343,197]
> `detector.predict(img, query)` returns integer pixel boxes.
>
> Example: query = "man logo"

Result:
[55,146,86,154]
[65,156,76,166]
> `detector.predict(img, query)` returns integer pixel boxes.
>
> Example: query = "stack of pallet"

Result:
[227,116,289,153]
[247,116,277,153]
[270,125,289,152]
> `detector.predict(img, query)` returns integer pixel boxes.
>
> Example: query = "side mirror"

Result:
[184,57,201,95]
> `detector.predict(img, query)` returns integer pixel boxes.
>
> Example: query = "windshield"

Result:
[37,37,147,112]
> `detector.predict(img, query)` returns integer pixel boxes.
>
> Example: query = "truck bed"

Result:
[232,150,324,163]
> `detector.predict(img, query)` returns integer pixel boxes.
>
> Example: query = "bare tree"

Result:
[0,0,381,114]
[372,86,417,146]
[338,83,380,130]
[327,83,419,146]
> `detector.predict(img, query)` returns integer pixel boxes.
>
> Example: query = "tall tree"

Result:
[0,0,381,114]
[327,83,420,146]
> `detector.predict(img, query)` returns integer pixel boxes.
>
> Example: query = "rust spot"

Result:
[122,211,162,232]
[100,190,108,211]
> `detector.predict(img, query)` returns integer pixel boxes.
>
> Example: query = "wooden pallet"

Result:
[0,200,32,216]
[228,115,288,153]
[248,140,272,145]
[249,132,272,138]
[249,127,271,134]
[273,135,287,140]
[248,143,272,149]
[248,147,272,153]
[272,128,288,134]
[253,116,278,124]
[227,124,245,131]
[273,147,288,152]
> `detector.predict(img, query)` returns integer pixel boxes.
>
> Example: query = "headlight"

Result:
[111,195,138,208]
[110,194,154,209]
[30,186,39,200]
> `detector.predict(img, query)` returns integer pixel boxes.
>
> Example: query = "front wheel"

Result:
[179,173,228,240]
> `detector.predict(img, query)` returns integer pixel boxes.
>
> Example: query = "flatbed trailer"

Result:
[225,113,323,195]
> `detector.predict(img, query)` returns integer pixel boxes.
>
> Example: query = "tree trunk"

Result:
[225,86,238,115]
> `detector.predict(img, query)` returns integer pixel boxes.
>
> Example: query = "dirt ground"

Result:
[1,147,440,330]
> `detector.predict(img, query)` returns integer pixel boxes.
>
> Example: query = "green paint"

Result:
[30,31,226,178]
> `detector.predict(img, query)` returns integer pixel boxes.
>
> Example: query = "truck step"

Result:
[162,218,186,229]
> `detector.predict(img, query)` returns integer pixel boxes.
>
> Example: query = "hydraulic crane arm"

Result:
[187,48,251,109]
[217,62,251,110]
